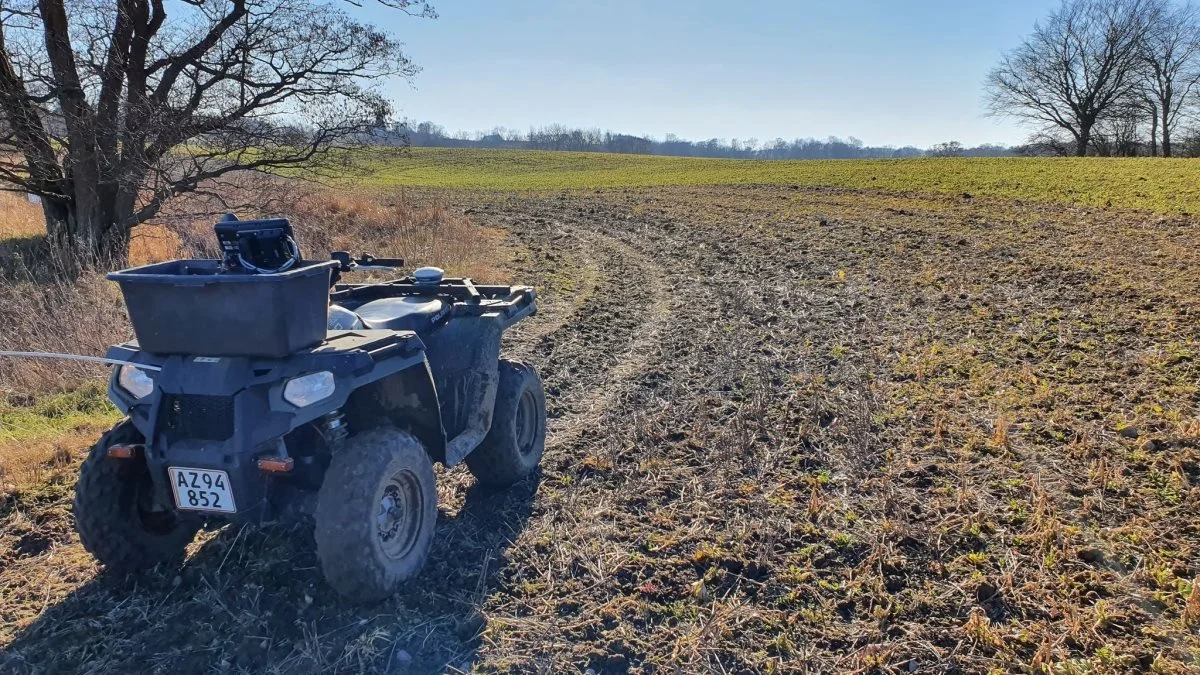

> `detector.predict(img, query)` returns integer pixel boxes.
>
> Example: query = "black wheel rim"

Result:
[376,469,424,560]
[515,388,538,457]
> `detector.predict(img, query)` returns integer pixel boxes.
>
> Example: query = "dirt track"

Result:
[2,186,1198,673]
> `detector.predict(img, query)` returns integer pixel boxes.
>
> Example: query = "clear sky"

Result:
[353,0,1062,148]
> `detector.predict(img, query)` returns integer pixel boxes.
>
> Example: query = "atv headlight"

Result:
[117,365,154,399]
[283,371,335,407]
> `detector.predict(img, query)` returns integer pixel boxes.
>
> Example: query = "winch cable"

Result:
[0,351,163,372]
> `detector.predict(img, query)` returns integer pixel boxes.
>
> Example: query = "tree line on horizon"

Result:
[384,121,1017,160]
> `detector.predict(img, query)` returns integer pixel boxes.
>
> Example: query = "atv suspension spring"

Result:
[319,410,349,447]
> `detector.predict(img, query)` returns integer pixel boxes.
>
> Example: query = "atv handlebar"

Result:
[330,251,404,272]
[329,251,404,287]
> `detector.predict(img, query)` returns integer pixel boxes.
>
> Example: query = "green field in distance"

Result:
[363,147,1200,214]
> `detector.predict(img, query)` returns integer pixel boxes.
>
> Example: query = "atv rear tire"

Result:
[466,360,546,487]
[74,420,199,572]
[314,428,437,603]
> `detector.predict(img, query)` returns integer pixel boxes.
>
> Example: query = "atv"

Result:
[74,215,545,602]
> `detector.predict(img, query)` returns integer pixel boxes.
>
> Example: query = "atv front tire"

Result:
[74,420,199,572]
[314,428,438,603]
[466,360,547,487]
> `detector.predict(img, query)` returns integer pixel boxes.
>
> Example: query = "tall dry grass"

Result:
[288,190,509,282]
[0,193,43,239]
[0,194,184,395]
[0,195,122,394]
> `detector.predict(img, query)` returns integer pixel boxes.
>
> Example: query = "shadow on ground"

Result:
[0,469,540,674]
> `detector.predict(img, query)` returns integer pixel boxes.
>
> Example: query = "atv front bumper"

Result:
[105,331,428,524]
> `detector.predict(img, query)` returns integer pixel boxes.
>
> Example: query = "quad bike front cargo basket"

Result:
[109,259,339,358]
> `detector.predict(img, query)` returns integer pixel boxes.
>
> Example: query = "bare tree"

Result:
[987,0,1157,156]
[1139,0,1200,157]
[1093,99,1147,155]
[929,141,964,157]
[0,0,432,261]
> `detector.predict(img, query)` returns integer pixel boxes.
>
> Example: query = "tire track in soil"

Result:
[485,213,672,444]
[462,194,888,673]
[406,208,674,671]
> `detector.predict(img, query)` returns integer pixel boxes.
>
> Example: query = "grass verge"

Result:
[0,386,118,490]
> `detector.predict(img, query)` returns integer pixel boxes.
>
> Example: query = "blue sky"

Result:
[354,1,1061,148]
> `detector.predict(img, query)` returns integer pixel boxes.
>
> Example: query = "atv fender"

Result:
[422,316,503,467]
[343,360,448,465]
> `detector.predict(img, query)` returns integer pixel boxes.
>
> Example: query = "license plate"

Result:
[168,467,237,513]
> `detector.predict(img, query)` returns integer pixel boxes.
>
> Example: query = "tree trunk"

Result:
[1149,105,1158,157]
[1162,103,1172,158]
[1076,124,1091,157]
[42,191,131,265]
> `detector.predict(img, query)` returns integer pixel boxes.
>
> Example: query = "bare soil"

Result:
[1,186,1198,673]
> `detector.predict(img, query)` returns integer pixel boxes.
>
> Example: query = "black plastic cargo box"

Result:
[108,259,339,358]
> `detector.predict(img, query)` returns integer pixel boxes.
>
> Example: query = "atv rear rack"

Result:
[331,277,536,326]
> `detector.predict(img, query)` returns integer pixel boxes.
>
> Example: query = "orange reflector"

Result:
[257,457,295,473]
[107,444,142,459]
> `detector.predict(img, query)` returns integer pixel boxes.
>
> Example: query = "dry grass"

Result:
[287,189,509,282]
[0,193,43,239]
[0,423,113,492]
[0,192,129,395]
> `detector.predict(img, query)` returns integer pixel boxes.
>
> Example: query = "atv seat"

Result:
[353,296,448,333]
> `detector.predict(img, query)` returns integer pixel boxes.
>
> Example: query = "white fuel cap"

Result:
[413,266,444,285]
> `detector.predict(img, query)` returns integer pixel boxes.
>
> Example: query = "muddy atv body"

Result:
[74,216,545,602]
